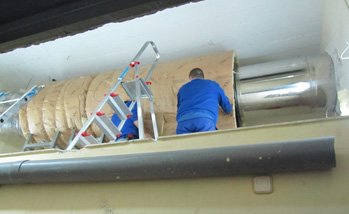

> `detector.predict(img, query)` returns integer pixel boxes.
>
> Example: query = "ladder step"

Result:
[122,78,153,100]
[94,112,122,141]
[107,93,132,120]
[77,132,99,145]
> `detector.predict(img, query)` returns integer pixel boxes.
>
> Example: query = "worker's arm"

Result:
[133,120,152,138]
[218,85,232,114]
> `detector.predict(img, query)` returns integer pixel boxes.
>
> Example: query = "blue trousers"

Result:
[176,117,216,134]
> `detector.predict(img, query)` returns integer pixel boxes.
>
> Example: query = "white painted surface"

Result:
[322,0,349,91]
[0,0,325,91]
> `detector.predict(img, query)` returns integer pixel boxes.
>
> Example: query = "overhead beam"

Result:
[0,0,199,53]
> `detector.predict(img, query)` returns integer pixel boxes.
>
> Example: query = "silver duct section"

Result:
[235,54,337,127]
[0,136,336,185]
[0,115,22,137]
[0,92,23,136]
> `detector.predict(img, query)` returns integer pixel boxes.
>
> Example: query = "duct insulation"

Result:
[0,136,336,185]
[235,54,337,127]
[1,51,238,148]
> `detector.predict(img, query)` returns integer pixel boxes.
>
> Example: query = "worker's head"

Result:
[189,68,204,80]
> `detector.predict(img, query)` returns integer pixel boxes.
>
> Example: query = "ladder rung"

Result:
[94,112,121,141]
[107,93,132,120]
[78,132,99,145]
[24,142,54,149]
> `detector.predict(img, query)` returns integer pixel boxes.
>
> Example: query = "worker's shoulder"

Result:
[204,79,222,87]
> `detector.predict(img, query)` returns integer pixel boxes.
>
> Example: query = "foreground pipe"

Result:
[0,136,335,185]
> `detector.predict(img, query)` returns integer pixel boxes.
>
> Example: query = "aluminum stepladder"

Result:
[0,85,45,128]
[66,41,160,150]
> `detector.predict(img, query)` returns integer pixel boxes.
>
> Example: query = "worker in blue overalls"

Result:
[176,68,232,134]
[111,101,151,141]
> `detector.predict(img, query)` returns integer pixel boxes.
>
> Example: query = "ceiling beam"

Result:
[0,0,199,53]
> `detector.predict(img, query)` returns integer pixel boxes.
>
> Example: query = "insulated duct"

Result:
[0,51,237,146]
[0,136,336,185]
[235,54,337,127]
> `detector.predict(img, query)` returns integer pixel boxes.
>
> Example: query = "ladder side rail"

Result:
[132,41,160,82]
[131,41,160,64]
[21,134,33,151]
[134,63,145,139]
[0,98,20,105]
[51,131,63,149]
[0,85,44,127]
[99,132,105,143]
[149,96,159,140]
[144,59,160,82]
[66,127,76,149]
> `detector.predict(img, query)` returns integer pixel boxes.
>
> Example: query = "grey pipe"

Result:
[0,136,335,185]
[239,56,309,80]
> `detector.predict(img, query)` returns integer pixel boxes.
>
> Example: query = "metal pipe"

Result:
[0,115,22,137]
[0,136,335,185]
[235,54,337,127]
[239,57,309,80]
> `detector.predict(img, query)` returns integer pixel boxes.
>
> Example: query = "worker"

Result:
[176,68,232,134]
[111,100,151,141]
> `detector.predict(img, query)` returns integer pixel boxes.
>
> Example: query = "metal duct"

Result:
[0,136,335,185]
[235,54,337,127]
[0,92,23,136]
[0,115,22,137]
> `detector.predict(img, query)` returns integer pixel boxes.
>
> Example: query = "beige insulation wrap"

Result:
[19,50,238,146]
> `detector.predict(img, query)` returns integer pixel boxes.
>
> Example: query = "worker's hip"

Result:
[176,117,216,134]
[177,111,215,123]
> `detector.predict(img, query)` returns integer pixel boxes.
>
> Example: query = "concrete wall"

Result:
[0,116,348,213]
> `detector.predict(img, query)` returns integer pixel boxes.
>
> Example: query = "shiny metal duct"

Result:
[235,54,337,127]
[0,92,23,136]
[0,115,22,137]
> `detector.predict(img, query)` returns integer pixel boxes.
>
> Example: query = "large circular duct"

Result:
[1,51,237,148]
[235,54,337,127]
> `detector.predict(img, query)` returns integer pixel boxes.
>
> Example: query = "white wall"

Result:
[0,0,324,92]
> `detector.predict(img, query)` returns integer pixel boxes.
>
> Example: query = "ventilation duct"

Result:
[235,54,337,127]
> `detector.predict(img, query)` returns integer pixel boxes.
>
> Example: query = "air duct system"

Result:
[235,54,337,126]
[0,52,338,145]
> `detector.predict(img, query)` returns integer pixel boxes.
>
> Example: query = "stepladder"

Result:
[67,41,160,150]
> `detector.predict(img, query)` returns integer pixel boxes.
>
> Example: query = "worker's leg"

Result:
[176,117,216,134]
